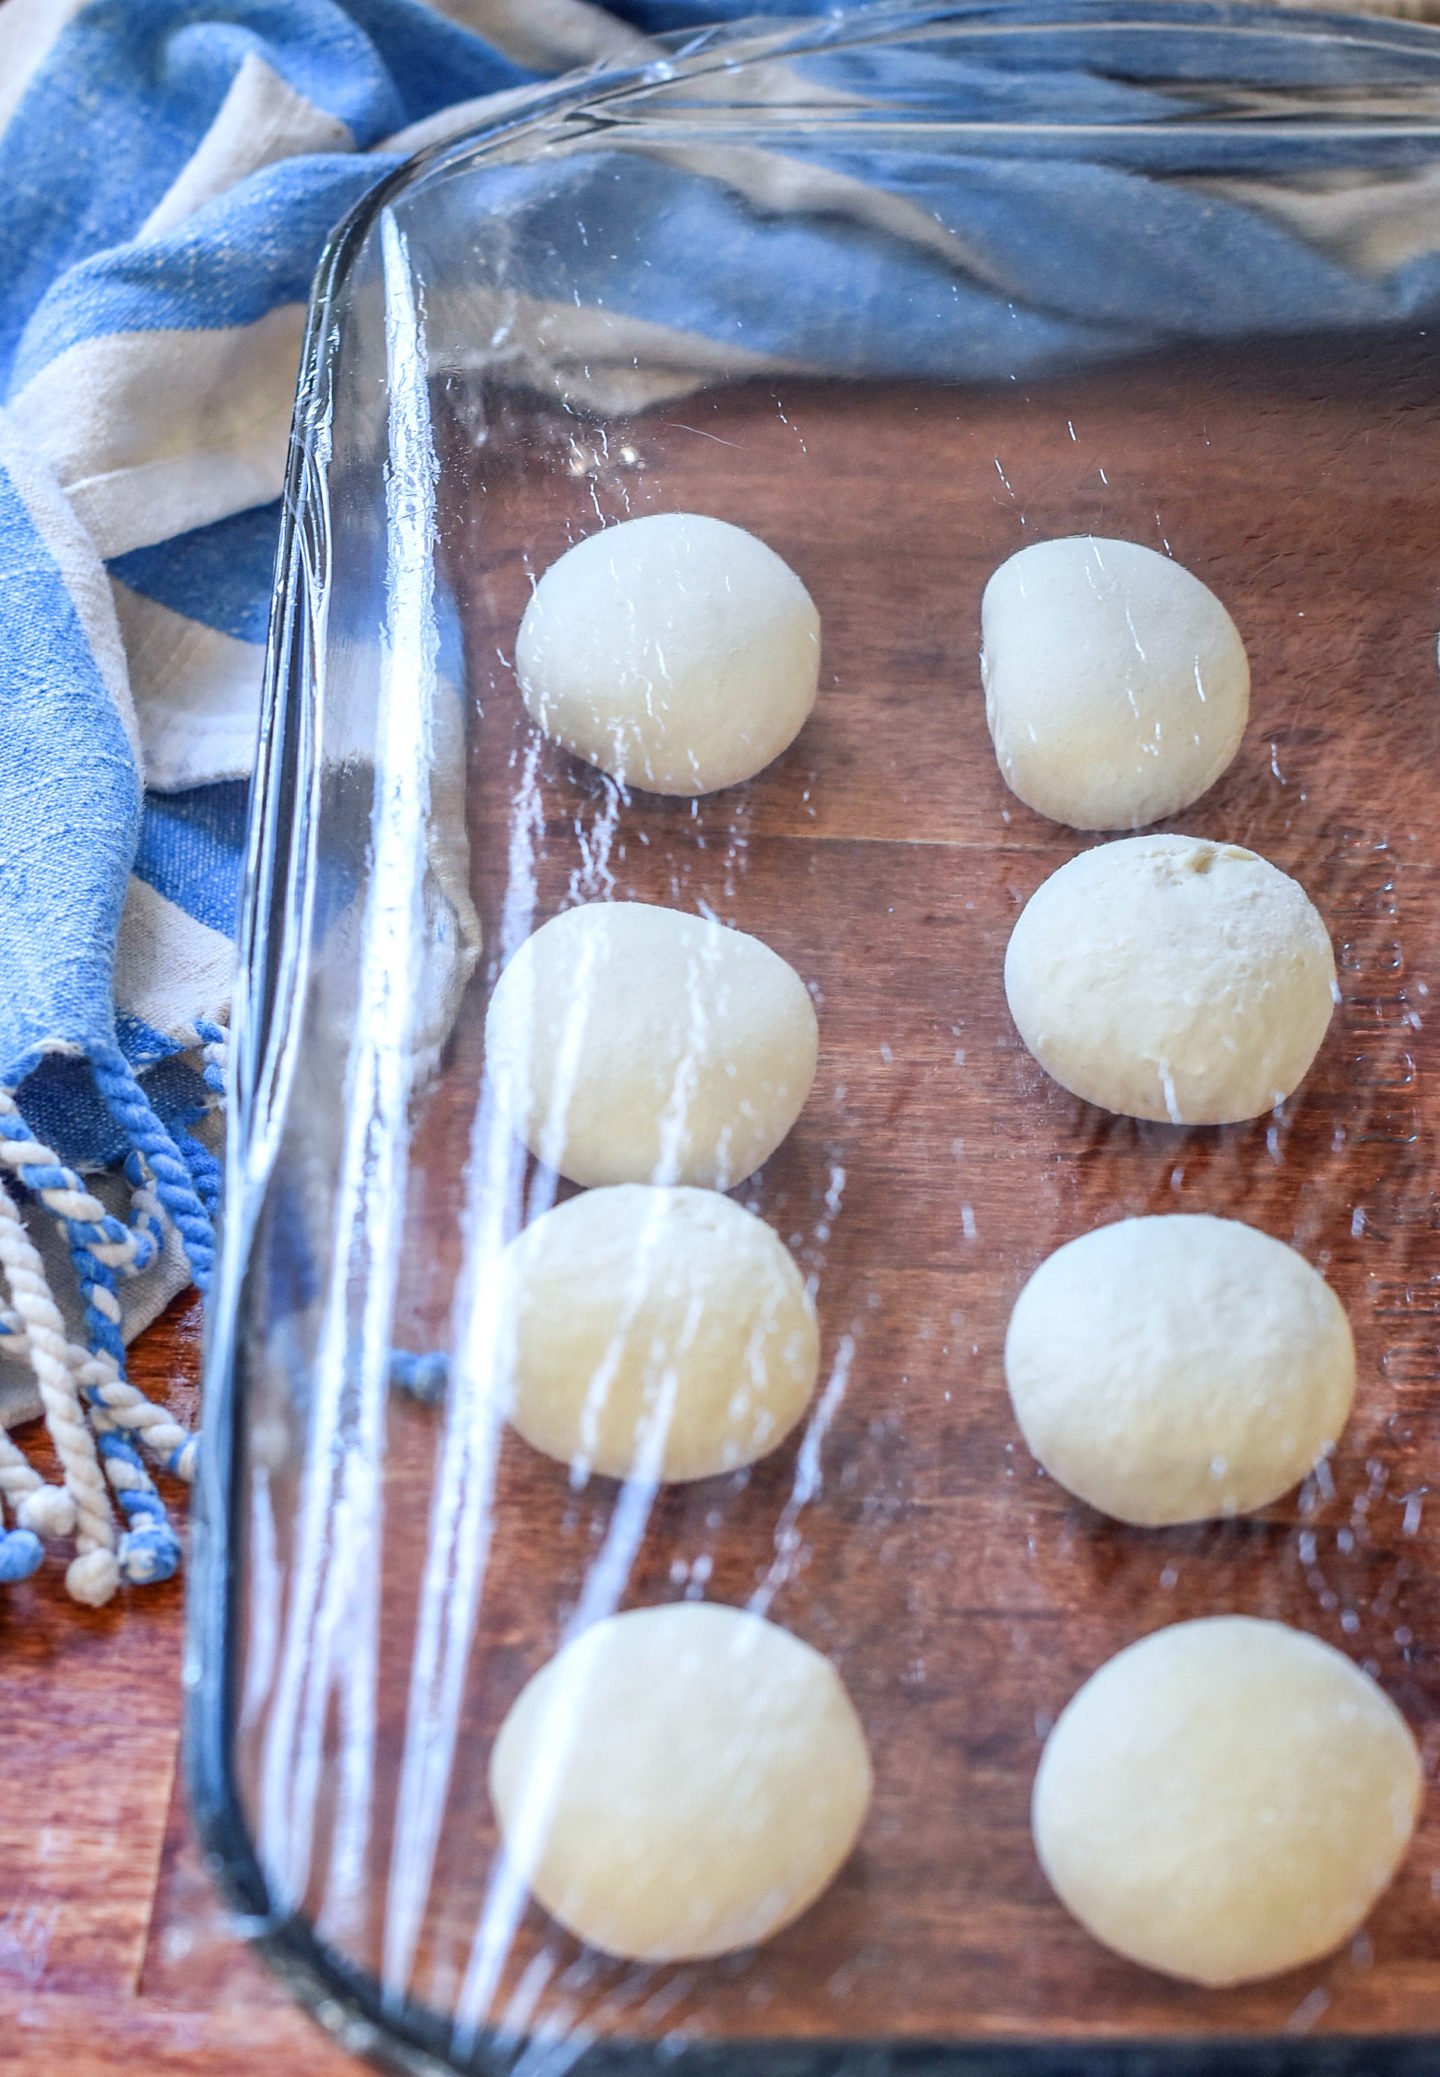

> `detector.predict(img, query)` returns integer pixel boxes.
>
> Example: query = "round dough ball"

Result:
[485,903,818,1188]
[496,1186,818,1482]
[980,536,1249,831]
[1005,1215,1355,1526]
[1033,1617,1422,1986]
[1004,834,1336,1124]
[516,512,820,796]
[490,1603,872,1961]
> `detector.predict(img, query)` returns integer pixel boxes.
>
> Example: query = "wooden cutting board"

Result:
[218,329,1440,2055]
[9,325,1440,2077]
[0,1297,364,2074]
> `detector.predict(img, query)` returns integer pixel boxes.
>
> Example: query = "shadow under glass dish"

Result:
[189,5,1440,2069]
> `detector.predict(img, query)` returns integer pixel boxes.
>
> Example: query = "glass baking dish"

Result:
[187,5,1440,2070]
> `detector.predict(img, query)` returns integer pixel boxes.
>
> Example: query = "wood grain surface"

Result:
[223,331,1440,2056]
[0,1298,358,2073]
[7,328,1440,2077]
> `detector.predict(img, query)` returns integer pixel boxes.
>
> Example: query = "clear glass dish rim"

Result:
[186,4,1440,2070]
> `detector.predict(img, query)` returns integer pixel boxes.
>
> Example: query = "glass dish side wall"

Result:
[190,8,1440,2072]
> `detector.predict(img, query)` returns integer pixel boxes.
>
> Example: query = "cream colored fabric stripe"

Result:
[1207,161,1440,275]
[115,876,234,1035]
[11,49,354,557]
[139,51,354,239]
[423,0,654,68]
[110,578,264,790]
[0,406,140,764]
[13,303,306,557]
[424,284,794,411]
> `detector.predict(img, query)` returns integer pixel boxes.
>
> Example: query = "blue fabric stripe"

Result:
[110,501,280,644]
[134,782,249,941]
[402,140,1440,390]
[3,0,541,391]
[0,457,139,1084]
[17,1049,209,1172]
[0,6,235,386]
[615,0,1440,73]
[12,155,389,386]
[0,0,420,392]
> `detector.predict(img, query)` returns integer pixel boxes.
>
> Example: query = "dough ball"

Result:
[485,902,818,1188]
[980,536,1249,831]
[490,1603,872,1961]
[1004,834,1336,1124]
[496,1186,818,1482]
[1033,1617,1422,1986]
[516,512,820,796]
[1006,1215,1355,1526]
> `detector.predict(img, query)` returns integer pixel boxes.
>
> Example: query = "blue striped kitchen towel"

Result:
[0,0,735,1606]
[6,0,1440,1608]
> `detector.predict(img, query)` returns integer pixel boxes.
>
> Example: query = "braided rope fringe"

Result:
[91,1044,214,1295]
[0,1089,199,1481]
[0,1064,216,1598]
[191,1018,228,1104]
[178,1135,222,1223]
[389,1349,448,1404]
[180,1019,228,1222]
[58,1192,183,1589]
[0,1087,160,1277]
[0,1426,52,1582]
[0,1028,450,1597]
[0,1173,119,1605]
[0,1300,196,1488]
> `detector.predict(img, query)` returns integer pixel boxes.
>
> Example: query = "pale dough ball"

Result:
[485,903,818,1188]
[516,512,820,795]
[490,1603,872,1961]
[496,1186,818,1482]
[1006,1215,1355,1526]
[1033,1617,1422,1986]
[980,536,1249,830]
[1004,834,1336,1124]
